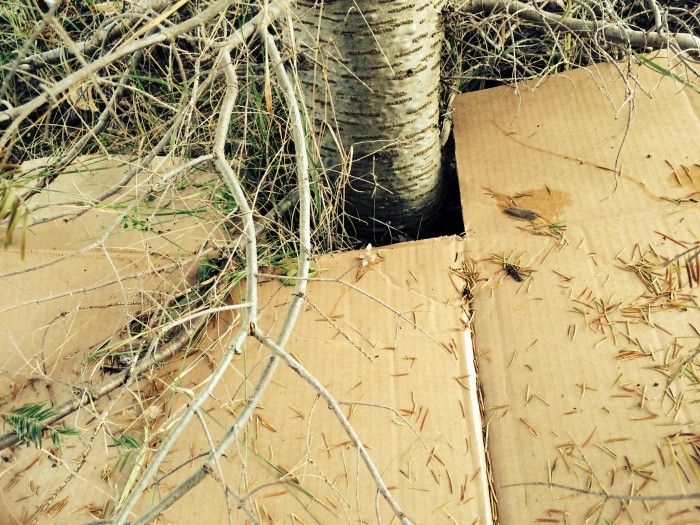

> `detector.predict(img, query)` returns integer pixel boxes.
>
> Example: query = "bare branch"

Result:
[109,43,254,524]
[458,0,700,51]
[0,310,210,451]
[125,22,312,525]
[502,481,700,502]
[253,330,412,525]
[12,1,172,70]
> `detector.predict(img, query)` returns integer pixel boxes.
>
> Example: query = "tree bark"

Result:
[293,1,445,242]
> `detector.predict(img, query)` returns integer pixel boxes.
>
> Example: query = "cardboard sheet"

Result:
[0,155,224,523]
[1,154,487,525]
[454,54,700,523]
[127,236,487,524]
[1,155,223,391]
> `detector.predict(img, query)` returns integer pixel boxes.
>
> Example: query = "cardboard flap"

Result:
[1,234,488,524]
[454,55,700,523]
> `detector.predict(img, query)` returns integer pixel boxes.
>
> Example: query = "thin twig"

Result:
[503,481,700,502]
[253,330,412,525]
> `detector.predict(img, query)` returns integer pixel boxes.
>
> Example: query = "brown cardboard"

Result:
[126,236,487,524]
[454,54,700,523]
[1,155,223,392]
[0,155,224,524]
[1,153,486,525]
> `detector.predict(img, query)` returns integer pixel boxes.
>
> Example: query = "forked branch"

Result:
[459,0,700,52]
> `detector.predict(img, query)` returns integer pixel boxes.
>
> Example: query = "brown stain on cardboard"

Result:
[516,188,572,220]
[487,187,572,222]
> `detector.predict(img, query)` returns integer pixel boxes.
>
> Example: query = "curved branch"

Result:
[110,47,254,525]
[458,0,700,51]
[126,24,312,525]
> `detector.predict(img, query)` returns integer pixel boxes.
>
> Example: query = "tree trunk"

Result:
[293,1,445,242]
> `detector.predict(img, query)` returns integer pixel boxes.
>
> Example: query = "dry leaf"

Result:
[67,82,99,113]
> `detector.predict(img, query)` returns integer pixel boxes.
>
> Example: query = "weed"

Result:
[113,434,142,472]
[2,403,79,450]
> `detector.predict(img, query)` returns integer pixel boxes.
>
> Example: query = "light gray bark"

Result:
[294,1,445,241]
